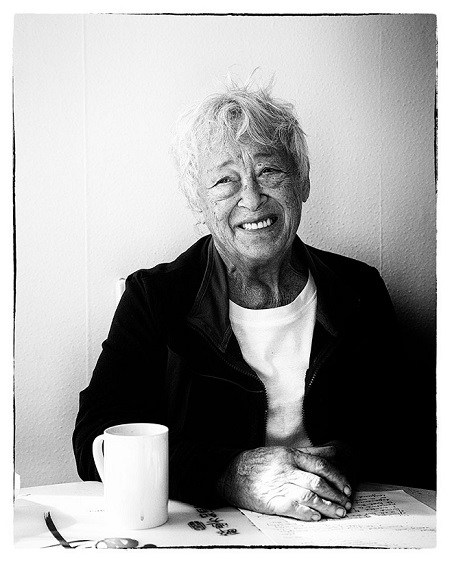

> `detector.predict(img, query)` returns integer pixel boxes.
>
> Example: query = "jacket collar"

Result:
[298,239,361,337]
[186,236,360,352]
[185,238,233,353]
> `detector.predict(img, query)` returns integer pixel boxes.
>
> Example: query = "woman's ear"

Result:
[189,200,209,234]
[188,187,203,215]
[301,176,310,203]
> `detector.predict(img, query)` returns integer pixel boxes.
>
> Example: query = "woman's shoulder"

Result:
[305,243,379,278]
[121,236,213,313]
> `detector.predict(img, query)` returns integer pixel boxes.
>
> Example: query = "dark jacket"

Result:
[73,235,409,506]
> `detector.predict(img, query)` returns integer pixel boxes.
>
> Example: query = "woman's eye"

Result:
[259,167,284,179]
[215,176,233,186]
[209,176,239,200]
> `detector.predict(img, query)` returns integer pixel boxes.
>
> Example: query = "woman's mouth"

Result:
[240,216,278,231]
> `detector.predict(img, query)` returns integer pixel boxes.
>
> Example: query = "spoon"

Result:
[44,512,157,549]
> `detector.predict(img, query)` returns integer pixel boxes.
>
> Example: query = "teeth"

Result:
[242,218,273,231]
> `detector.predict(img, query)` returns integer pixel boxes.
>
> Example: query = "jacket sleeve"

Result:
[347,267,418,486]
[72,272,242,507]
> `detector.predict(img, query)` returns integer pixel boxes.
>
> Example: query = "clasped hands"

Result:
[218,443,354,521]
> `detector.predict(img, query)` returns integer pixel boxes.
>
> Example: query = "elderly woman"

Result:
[73,85,406,521]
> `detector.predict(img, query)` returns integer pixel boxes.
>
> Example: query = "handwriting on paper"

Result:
[347,492,407,518]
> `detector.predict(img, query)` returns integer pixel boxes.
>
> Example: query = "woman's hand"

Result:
[297,441,359,485]
[217,446,353,521]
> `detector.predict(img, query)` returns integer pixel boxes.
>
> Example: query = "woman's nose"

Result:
[237,177,266,210]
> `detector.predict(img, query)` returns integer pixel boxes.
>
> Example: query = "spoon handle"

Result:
[44,512,74,548]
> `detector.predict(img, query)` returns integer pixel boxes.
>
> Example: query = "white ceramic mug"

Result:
[92,423,169,529]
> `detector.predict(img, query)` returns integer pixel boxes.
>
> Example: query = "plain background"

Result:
[13,13,436,488]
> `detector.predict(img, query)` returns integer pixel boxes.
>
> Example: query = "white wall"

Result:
[13,14,436,487]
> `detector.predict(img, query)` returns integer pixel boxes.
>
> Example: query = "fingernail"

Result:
[336,508,346,517]
[344,486,351,496]
[345,501,352,510]
[312,513,321,521]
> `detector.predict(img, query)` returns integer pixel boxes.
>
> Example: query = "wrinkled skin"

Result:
[195,143,310,290]
[217,444,356,521]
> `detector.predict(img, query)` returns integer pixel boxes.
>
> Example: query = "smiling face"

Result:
[195,142,310,271]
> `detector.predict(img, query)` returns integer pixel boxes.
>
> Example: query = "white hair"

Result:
[171,83,310,212]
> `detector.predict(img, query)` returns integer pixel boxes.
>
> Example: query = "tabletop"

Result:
[14,481,436,549]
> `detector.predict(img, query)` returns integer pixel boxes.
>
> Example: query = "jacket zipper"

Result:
[190,325,269,443]
[302,338,338,445]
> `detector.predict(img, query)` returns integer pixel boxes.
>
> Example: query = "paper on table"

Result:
[240,490,436,548]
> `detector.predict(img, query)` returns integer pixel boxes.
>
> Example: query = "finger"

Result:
[268,491,348,521]
[293,487,349,519]
[290,470,352,510]
[297,445,337,459]
[292,450,352,498]
[267,495,323,522]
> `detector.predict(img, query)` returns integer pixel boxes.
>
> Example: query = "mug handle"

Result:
[92,434,105,481]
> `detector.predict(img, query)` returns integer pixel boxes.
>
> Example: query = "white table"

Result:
[14,481,436,549]
[14,481,272,548]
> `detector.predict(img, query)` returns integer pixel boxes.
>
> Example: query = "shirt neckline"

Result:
[229,272,317,323]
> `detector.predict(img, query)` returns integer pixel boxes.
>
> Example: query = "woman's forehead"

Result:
[199,142,286,172]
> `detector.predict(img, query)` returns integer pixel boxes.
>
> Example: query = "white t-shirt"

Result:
[229,273,317,448]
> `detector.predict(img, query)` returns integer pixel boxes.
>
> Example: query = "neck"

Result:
[220,247,309,309]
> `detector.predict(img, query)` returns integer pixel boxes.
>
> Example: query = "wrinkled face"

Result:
[195,142,310,269]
